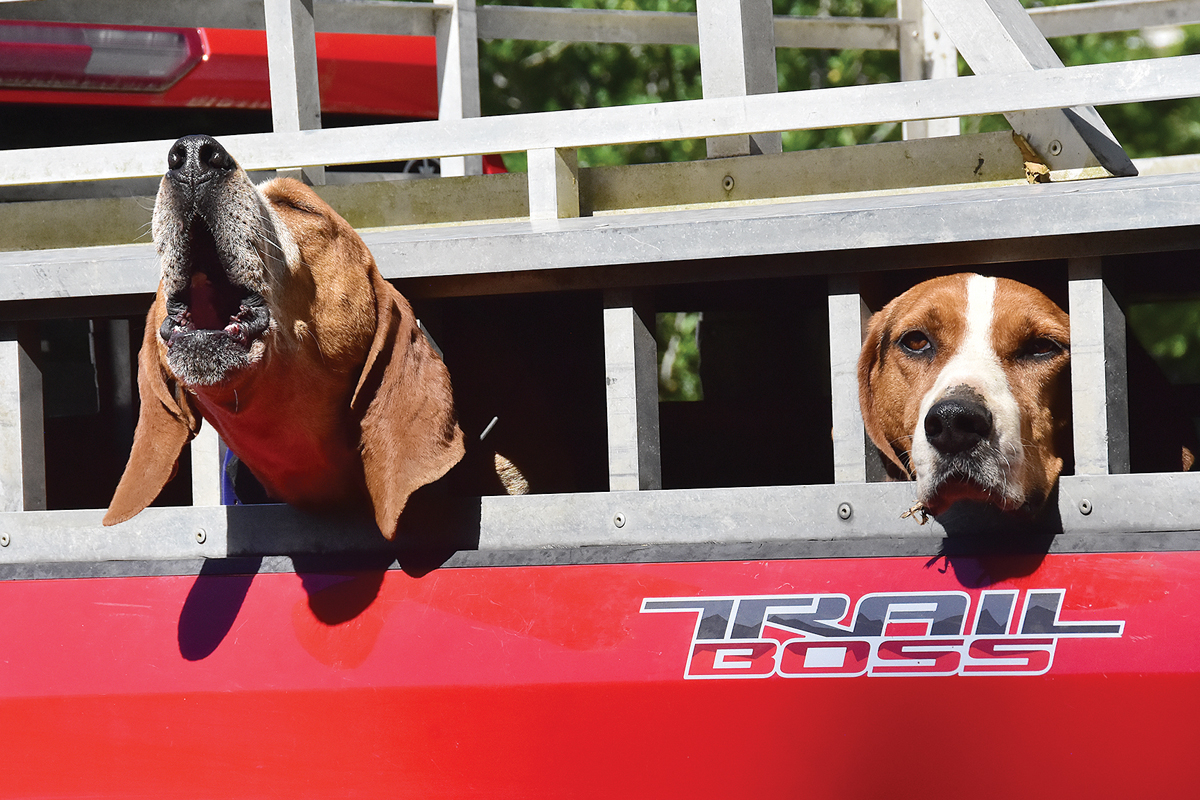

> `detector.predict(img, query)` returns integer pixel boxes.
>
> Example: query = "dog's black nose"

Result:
[166,134,236,182]
[925,395,993,454]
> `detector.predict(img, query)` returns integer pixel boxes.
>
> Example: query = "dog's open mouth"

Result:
[925,477,1001,514]
[923,469,1031,518]
[159,217,269,385]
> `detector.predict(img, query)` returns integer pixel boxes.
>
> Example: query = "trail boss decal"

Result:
[641,590,1124,679]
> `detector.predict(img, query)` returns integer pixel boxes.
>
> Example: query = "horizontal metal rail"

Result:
[1,473,1198,565]
[5,171,1199,306]
[0,55,1197,187]
[3,0,1197,44]
[1030,0,1200,37]
[474,6,902,50]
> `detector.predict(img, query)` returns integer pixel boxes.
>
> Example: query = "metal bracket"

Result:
[922,0,1136,176]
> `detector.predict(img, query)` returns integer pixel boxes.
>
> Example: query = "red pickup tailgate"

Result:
[1,549,1194,798]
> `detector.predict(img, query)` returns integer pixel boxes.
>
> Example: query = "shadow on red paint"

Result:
[177,557,263,661]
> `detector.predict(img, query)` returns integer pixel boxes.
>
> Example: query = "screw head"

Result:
[613,513,626,529]
[1079,499,1092,516]
[195,528,207,544]
[0,532,9,547]
[722,175,735,192]
[837,502,853,521]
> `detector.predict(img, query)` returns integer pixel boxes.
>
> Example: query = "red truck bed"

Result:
[3,547,1195,798]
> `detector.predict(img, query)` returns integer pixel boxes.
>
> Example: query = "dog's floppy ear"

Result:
[353,271,465,540]
[857,308,912,479]
[104,306,203,525]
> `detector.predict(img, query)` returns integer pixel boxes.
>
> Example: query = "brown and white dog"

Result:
[858,273,1071,519]
[104,135,464,539]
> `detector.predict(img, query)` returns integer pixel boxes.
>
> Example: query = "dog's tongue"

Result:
[189,273,224,330]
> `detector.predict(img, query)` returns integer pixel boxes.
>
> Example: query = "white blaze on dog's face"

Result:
[858,273,1071,517]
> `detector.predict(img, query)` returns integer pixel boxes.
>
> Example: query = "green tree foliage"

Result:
[1130,302,1200,384]
[657,311,703,400]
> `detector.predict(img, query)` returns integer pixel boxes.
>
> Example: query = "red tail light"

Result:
[0,21,204,92]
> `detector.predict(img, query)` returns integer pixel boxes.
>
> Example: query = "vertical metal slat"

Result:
[1068,257,1130,475]
[0,325,46,512]
[435,0,484,177]
[264,0,325,185]
[527,147,580,220]
[828,276,885,484]
[696,0,782,158]
[191,426,225,507]
[604,290,661,492]
[898,0,960,140]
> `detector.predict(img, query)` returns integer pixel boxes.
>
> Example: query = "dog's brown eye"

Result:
[898,330,933,355]
[1021,337,1064,358]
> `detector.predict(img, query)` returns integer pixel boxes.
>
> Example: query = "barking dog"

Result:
[858,273,1071,519]
[105,135,464,539]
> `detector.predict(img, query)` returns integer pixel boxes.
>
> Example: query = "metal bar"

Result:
[0,0,443,36]
[1029,0,1200,38]
[0,243,158,303]
[773,14,900,50]
[1135,153,1200,175]
[0,0,899,50]
[265,0,325,185]
[476,6,901,51]
[0,325,45,512]
[697,0,781,158]
[5,0,1198,42]
[356,172,1200,283]
[7,171,1200,306]
[477,5,699,45]
[923,0,1136,176]
[6,472,1200,564]
[1068,257,1131,475]
[828,277,884,484]
[190,425,225,507]
[526,147,580,220]
[580,130,1027,214]
[435,0,483,177]
[1,54,1197,186]
[603,290,661,492]
[0,132,1027,250]
[898,0,960,140]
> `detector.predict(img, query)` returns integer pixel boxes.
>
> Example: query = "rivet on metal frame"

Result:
[195,528,207,544]
[837,502,853,521]
[613,513,626,529]
[1078,499,1093,516]
[722,175,735,192]
[0,532,9,547]
[1048,140,1063,157]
